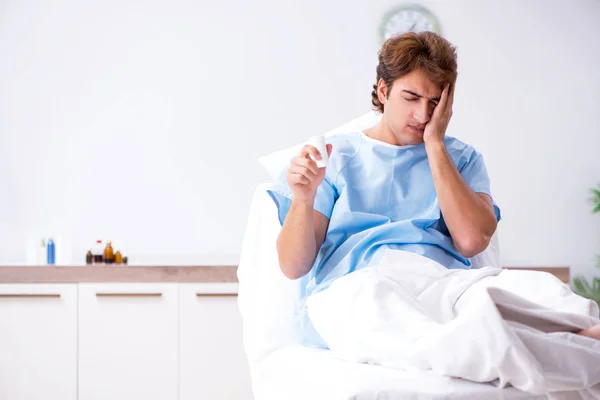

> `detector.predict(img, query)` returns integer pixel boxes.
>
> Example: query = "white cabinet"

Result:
[179,283,253,400]
[0,281,252,400]
[78,283,179,400]
[0,284,77,400]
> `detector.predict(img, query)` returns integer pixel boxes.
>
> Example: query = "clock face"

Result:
[380,5,440,43]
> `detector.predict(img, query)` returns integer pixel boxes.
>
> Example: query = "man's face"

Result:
[378,69,443,146]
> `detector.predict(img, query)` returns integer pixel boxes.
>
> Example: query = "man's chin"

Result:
[398,132,424,146]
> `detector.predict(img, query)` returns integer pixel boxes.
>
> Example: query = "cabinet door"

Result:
[78,283,178,400]
[180,283,253,400]
[0,284,77,400]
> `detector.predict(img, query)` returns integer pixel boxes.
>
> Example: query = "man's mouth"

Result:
[408,125,425,134]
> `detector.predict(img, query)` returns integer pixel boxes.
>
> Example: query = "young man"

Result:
[266,31,600,390]
[270,31,499,295]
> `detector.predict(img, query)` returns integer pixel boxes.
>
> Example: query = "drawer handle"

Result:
[195,293,236,297]
[0,294,61,298]
[96,293,163,297]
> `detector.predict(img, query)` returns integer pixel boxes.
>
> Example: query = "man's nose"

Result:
[413,102,431,125]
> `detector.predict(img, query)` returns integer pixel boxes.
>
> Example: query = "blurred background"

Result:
[1,0,599,278]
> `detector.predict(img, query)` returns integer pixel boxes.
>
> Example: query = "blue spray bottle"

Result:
[47,238,56,265]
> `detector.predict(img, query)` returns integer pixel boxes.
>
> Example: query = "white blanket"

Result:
[306,249,600,395]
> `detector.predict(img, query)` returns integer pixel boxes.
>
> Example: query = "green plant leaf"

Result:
[572,275,600,307]
[573,277,588,294]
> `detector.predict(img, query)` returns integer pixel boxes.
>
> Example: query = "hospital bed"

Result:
[237,182,597,400]
[237,111,597,399]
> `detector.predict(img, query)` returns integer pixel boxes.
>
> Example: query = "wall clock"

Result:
[380,4,441,43]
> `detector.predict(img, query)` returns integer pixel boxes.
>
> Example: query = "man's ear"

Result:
[377,78,388,105]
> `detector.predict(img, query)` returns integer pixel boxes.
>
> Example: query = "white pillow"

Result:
[258,111,381,179]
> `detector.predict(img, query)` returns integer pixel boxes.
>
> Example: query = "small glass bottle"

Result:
[122,252,128,265]
[115,250,123,264]
[93,240,104,264]
[104,241,114,264]
[86,250,93,265]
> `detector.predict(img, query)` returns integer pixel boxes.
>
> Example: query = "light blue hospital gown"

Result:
[267,131,501,347]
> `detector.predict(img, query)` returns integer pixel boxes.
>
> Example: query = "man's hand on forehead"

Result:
[422,83,454,145]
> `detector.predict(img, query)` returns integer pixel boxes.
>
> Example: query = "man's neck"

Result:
[364,120,403,146]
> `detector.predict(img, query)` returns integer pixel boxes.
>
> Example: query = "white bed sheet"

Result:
[253,345,599,400]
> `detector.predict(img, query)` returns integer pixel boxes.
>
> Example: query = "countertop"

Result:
[0,265,570,284]
[0,265,238,283]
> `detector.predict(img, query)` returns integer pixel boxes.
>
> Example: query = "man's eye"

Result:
[405,97,419,102]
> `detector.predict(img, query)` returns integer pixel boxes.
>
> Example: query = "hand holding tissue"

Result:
[284,137,332,203]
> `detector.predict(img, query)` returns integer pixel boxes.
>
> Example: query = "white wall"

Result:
[438,0,600,276]
[1,1,599,273]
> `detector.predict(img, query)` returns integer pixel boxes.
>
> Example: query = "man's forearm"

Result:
[425,141,497,257]
[276,198,317,279]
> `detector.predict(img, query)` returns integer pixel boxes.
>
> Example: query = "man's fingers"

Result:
[293,156,320,176]
[300,144,322,160]
[289,173,310,185]
[326,143,333,157]
[439,84,449,110]
[446,83,455,114]
[289,163,318,179]
[441,83,454,115]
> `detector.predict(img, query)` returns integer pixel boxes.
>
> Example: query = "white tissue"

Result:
[306,136,328,168]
